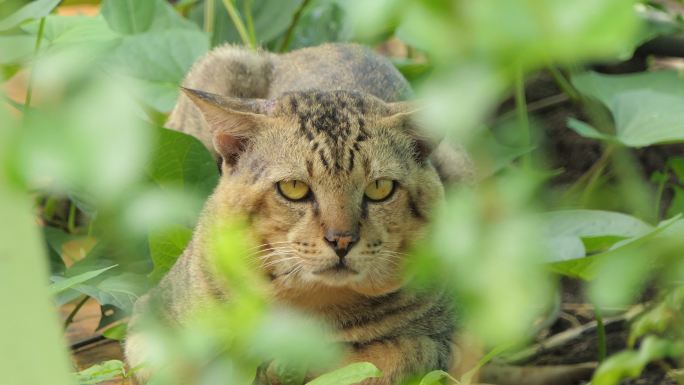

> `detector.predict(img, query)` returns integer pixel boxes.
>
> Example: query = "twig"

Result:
[500,305,644,364]
[594,305,607,363]
[63,296,89,330]
[70,334,107,351]
[221,0,253,48]
[278,0,312,52]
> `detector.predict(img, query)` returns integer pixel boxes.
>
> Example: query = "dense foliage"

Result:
[1,0,684,384]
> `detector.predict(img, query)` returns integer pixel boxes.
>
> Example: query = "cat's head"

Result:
[185,88,448,298]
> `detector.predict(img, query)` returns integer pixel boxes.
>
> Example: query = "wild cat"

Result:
[124,43,473,385]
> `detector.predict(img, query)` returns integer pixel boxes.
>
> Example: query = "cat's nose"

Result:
[324,229,359,258]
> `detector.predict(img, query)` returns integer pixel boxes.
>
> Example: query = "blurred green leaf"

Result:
[49,265,117,295]
[305,362,382,385]
[22,15,119,46]
[74,360,126,385]
[629,285,684,346]
[0,126,74,385]
[101,0,197,35]
[592,336,684,385]
[148,224,192,282]
[0,0,59,31]
[0,35,34,64]
[572,71,684,147]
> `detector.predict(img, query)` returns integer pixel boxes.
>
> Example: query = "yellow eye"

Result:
[365,179,395,202]
[277,180,310,201]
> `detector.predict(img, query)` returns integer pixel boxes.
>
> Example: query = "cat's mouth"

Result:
[313,260,359,276]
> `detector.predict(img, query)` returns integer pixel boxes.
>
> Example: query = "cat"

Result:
[124,43,473,385]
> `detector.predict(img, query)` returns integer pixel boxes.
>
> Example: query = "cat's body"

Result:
[125,43,471,385]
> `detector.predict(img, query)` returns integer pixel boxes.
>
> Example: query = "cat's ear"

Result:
[181,87,272,165]
[382,101,441,162]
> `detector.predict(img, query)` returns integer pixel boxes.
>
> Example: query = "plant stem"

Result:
[243,0,257,47]
[221,0,253,48]
[653,166,669,221]
[63,296,89,330]
[514,65,532,169]
[547,66,581,102]
[594,305,607,363]
[278,0,311,52]
[43,196,59,221]
[24,16,46,112]
[204,0,215,35]
[67,201,77,233]
[579,145,615,205]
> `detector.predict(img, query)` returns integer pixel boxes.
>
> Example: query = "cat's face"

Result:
[189,90,444,297]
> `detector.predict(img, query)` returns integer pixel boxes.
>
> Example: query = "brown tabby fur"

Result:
[124,43,473,385]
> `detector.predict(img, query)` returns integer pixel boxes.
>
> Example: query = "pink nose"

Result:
[324,229,359,258]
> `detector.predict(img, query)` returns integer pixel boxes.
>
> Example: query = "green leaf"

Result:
[669,157,684,182]
[110,29,209,111]
[419,370,453,385]
[191,0,303,47]
[572,71,684,147]
[287,0,351,50]
[592,336,684,385]
[148,224,192,283]
[543,210,653,262]
[73,273,149,312]
[74,360,127,385]
[667,186,684,218]
[566,118,616,143]
[0,0,60,31]
[305,362,382,385]
[22,15,119,46]
[49,265,117,295]
[549,215,680,280]
[147,127,218,197]
[102,323,128,341]
[101,0,197,35]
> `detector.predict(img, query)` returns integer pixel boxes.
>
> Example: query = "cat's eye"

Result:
[277,180,310,201]
[364,179,395,202]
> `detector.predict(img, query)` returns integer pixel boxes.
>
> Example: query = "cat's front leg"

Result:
[345,336,452,385]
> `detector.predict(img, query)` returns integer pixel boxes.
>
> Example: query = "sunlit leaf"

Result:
[305,362,382,385]
[74,360,126,385]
